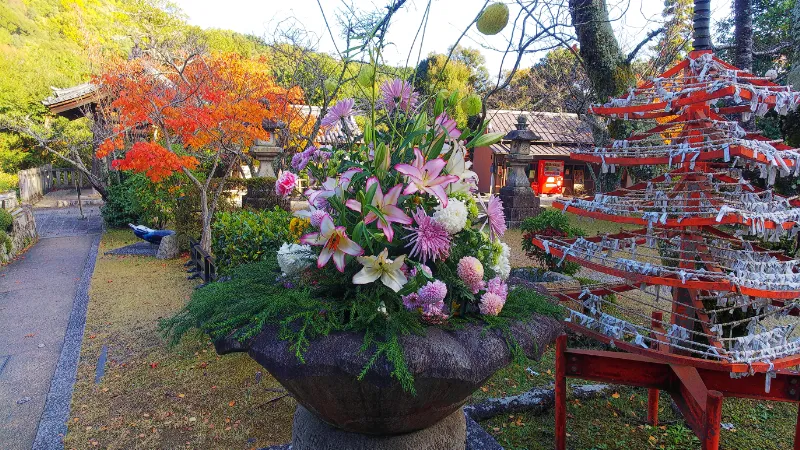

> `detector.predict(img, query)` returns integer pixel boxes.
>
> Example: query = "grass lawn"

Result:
[65,219,798,449]
[65,230,294,449]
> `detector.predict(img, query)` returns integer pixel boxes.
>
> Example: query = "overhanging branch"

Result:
[626,27,665,64]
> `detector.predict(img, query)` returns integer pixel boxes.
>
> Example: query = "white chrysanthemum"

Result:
[277,243,315,276]
[492,242,511,280]
[433,198,469,234]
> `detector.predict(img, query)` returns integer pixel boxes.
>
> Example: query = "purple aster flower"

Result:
[417,280,447,304]
[321,98,354,127]
[404,208,451,263]
[402,292,421,310]
[380,79,419,113]
[291,152,311,171]
[485,195,507,240]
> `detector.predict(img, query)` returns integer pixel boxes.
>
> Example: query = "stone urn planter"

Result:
[214,314,561,449]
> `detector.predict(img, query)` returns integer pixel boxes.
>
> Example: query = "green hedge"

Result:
[211,207,294,274]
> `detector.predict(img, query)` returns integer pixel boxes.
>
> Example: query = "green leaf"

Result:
[425,132,446,160]
[466,132,504,149]
[434,95,444,117]
[364,180,379,206]
[398,129,428,151]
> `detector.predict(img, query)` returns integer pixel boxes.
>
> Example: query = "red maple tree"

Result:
[96,51,308,252]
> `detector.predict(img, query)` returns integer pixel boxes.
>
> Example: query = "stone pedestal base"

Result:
[499,186,540,228]
[291,405,467,450]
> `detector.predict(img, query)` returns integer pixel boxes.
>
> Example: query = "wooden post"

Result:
[648,311,662,426]
[703,390,723,450]
[647,389,660,426]
[555,334,567,450]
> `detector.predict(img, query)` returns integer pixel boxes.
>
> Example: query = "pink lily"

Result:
[346,177,412,242]
[305,168,363,208]
[300,215,363,272]
[395,148,459,207]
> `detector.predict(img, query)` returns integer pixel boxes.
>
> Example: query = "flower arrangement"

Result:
[275,80,512,325]
[165,79,563,394]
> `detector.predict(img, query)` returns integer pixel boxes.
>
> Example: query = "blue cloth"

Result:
[128,223,175,245]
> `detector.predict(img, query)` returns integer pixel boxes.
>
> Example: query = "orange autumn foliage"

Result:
[96,53,310,182]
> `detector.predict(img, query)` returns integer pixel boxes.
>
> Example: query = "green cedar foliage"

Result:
[161,255,563,393]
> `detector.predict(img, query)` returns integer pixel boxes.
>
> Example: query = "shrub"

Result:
[0,208,13,232]
[0,230,11,253]
[0,172,18,192]
[211,207,302,274]
[101,180,142,228]
[520,209,584,276]
[101,174,180,229]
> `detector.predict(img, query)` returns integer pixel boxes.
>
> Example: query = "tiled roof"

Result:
[42,83,99,106]
[489,143,575,157]
[486,109,593,145]
[293,105,362,145]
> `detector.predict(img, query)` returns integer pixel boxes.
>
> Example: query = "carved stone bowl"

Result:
[214,314,562,435]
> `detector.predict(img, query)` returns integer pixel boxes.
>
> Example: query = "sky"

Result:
[173,0,733,77]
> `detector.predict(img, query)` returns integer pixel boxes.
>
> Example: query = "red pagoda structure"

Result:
[532,2,800,449]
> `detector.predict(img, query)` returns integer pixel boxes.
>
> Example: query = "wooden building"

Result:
[473,109,595,195]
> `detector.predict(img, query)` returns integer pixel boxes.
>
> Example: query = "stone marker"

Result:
[156,234,179,259]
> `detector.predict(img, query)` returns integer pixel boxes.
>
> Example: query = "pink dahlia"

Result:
[321,98,355,127]
[276,171,298,197]
[486,195,507,240]
[404,208,451,263]
[479,291,505,316]
[309,209,330,228]
[380,79,419,113]
[457,256,485,293]
[486,277,508,301]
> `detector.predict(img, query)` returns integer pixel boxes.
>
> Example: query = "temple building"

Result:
[472,109,595,196]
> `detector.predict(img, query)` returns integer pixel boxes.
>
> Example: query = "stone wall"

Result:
[1,206,38,263]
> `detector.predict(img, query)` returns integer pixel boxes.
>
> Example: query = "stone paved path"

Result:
[0,206,102,450]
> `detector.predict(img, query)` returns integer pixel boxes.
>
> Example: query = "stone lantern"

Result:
[251,119,285,178]
[499,115,541,227]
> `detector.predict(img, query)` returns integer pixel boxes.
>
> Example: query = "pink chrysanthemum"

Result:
[404,208,451,263]
[380,79,419,113]
[486,195,507,240]
[486,277,508,301]
[418,280,447,304]
[479,291,505,316]
[434,113,461,139]
[457,256,485,293]
[321,98,355,127]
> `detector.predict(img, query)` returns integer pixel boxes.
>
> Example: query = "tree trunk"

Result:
[568,0,631,101]
[788,1,800,88]
[199,187,212,254]
[733,0,754,73]
[568,0,629,191]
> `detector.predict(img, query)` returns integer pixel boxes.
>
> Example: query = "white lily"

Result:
[445,146,478,194]
[352,248,408,292]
